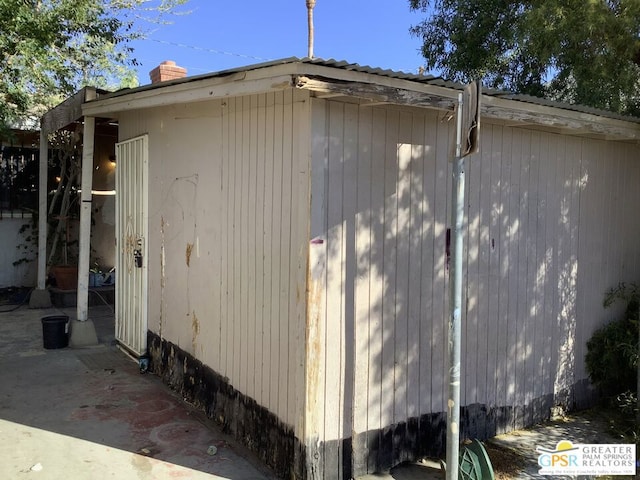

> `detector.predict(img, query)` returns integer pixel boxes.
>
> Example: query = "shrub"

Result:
[585,283,639,397]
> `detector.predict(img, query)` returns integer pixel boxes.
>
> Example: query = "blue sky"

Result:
[128,0,428,85]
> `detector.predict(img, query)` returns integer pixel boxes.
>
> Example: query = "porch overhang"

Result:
[33,87,111,347]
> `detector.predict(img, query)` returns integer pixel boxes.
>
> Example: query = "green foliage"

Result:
[585,283,639,396]
[409,0,640,115]
[602,391,639,450]
[0,0,189,134]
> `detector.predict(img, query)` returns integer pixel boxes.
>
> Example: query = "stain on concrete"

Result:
[186,243,194,267]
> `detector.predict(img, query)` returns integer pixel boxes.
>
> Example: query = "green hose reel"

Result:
[440,439,496,480]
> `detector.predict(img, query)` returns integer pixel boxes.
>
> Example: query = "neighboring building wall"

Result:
[0,217,36,287]
[308,98,640,477]
[0,136,38,288]
[117,89,311,478]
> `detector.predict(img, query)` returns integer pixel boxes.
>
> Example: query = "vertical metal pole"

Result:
[306,0,316,58]
[446,92,465,480]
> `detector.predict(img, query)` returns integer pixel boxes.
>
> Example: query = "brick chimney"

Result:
[149,60,187,84]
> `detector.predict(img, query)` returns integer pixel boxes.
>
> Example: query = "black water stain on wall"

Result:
[148,331,595,480]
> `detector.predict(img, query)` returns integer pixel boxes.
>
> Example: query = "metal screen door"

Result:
[115,135,149,357]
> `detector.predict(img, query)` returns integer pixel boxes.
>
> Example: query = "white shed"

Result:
[76,58,640,479]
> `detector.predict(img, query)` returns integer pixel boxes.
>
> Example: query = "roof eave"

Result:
[81,59,640,143]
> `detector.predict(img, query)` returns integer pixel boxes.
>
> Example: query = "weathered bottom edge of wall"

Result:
[147,331,305,479]
[350,379,597,477]
[147,331,597,480]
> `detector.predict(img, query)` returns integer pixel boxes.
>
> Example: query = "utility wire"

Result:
[145,38,424,76]
[149,39,271,62]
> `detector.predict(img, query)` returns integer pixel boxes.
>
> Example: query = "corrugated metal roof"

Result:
[299,58,640,123]
[99,57,640,124]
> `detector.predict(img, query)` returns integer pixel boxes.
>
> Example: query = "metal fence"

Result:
[0,145,38,218]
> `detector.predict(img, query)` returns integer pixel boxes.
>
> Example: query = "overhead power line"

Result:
[144,38,424,76]
[149,39,271,62]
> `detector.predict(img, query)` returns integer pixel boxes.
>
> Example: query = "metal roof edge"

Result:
[86,57,640,126]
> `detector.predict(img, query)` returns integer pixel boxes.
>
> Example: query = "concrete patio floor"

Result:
[0,300,635,480]
[0,303,275,480]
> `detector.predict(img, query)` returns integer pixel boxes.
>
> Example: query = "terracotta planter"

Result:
[50,265,78,290]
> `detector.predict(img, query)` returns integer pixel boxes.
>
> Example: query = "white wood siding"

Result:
[118,90,311,433]
[309,98,640,468]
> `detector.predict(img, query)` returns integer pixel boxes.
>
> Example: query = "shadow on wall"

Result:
[311,101,630,476]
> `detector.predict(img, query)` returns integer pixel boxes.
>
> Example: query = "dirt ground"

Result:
[484,408,637,479]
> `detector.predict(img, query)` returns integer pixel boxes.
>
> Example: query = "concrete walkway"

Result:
[0,303,275,480]
[2,301,635,480]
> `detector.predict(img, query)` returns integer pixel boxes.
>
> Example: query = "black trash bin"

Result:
[41,315,69,349]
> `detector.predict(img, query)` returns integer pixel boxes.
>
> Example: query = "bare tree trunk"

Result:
[48,174,72,265]
[306,0,316,58]
[47,128,82,265]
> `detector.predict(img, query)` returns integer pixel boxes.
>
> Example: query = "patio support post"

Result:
[445,92,465,480]
[29,128,52,308]
[69,115,98,346]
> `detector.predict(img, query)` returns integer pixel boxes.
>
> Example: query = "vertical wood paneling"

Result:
[232,96,242,391]
[353,105,372,444]
[247,94,258,399]
[407,114,425,421]
[220,100,231,377]
[575,139,592,383]
[262,93,275,407]
[477,126,492,409]
[254,93,266,406]
[240,96,250,395]
[211,109,224,370]
[381,109,399,431]
[605,150,619,289]
[366,107,386,472]
[541,134,557,413]
[341,102,358,477]
[533,131,547,416]
[516,129,532,426]
[292,88,311,438]
[524,130,539,426]
[324,100,345,475]
[465,125,481,406]
[495,126,512,415]
[547,135,562,405]
[279,89,293,422]
[395,111,411,430]
[505,128,521,416]
[419,115,437,416]
[487,126,502,415]
[270,91,284,419]
[534,135,567,402]
[120,91,311,437]
[431,117,450,414]
[307,97,328,462]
